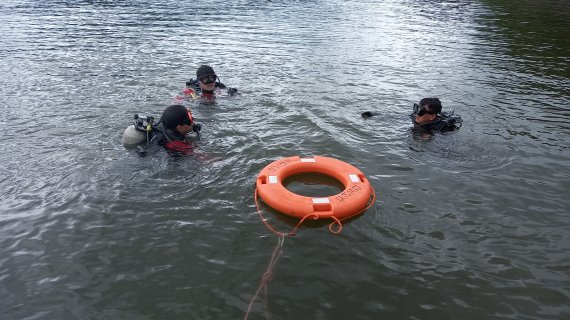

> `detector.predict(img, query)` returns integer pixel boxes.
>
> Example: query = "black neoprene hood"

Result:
[161,105,190,129]
[196,65,216,79]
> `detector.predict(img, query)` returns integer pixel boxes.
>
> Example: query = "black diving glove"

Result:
[227,87,238,96]
[192,123,202,140]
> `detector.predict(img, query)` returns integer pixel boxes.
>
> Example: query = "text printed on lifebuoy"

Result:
[266,158,296,173]
[335,185,362,202]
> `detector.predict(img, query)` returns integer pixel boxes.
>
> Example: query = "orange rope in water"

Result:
[244,187,376,319]
[254,188,320,237]
[243,234,285,320]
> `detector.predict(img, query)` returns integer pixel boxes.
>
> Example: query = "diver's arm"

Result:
[215,82,238,96]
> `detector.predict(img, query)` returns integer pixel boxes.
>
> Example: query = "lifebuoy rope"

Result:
[244,186,376,319]
[243,234,284,320]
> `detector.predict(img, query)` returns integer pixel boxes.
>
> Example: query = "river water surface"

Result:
[1,0,569,319]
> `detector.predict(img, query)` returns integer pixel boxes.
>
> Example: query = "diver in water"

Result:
[182,65,238,103]
[413,98,442,124]
[361,97,462,133]
[122,104,202,154]
[153,104,201,152]
[411,98,462,132]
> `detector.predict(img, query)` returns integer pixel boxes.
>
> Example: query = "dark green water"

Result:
[0,0,569,319]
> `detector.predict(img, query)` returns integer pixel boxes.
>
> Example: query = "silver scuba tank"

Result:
[121,124,146,146]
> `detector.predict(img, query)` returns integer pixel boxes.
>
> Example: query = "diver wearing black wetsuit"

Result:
[411,98,462,132]
[143,105,200,153]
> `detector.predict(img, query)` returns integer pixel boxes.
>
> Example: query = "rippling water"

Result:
[1,0,569,319]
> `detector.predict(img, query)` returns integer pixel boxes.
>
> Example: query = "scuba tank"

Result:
[121,114,156,147]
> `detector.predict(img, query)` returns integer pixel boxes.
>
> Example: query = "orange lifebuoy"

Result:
[256,156,374,221]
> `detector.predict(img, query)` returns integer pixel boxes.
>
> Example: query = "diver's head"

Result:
[161,105,194,135]
[417,98,442,116]
[196,65,217,91]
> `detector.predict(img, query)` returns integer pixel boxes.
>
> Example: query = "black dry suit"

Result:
[149,122,194,152]
[131,113,200,154]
